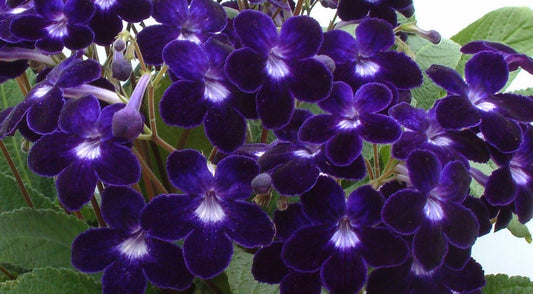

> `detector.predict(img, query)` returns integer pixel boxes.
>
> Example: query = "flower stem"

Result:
[133,148,168,196]
[134,142,155,200]
[293,0,304,15]
[260,127,269,143]
[176,129,192,150]
[90,195,106,227]
[131,36,147,73]
[364,158,375,181]
[373,144,380,177]
[0,264,15,280]
[0,141,33,208]
[146,80,176,153]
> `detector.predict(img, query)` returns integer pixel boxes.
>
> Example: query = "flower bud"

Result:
[251,172,272,194]
[111,50,132,81]
[113,38,126,52]
[111,106,144,142]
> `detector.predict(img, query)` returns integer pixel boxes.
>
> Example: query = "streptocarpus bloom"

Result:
[10,0,95,53]
[461,41,533,74]
[72,186,193,294]
[160,39,250,153]
[0,53,101,137]
[427,51,533,153]
[299,81,401,166]
[141,149,275,279]
[382,149,479,271]
[337,0,414,25]
[225,10,332,129]
[137,0,226,65]
[282,176,408,293]
[28,95,141,211]
[320,18,422,91]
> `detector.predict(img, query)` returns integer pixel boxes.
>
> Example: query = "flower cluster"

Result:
[0,0,532,293]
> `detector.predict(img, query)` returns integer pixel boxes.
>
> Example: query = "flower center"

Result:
[354,59,380,77]
[46,19,68,39]
[410,260,434,277]
[337,118,361,130]
[118,230,149,260]
[510,164,530,186]
[266,48,289,79]
[204,77,230,103]
[94,0,116,10]
[195,190,226,223]
[330,217,360,250]
[74,139,101,160]
[423,197,444,221]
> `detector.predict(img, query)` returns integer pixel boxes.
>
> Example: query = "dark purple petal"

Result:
[28,132,79,176]
[89,7,123,45]
[36,36,64,54]
[358,113,401,144]
[56,59,101,88]
[163,40,208,80]
[58,95,99,137]
[137,25,180,65]
[288,58,332,102]
[301,176,346,225]
[445,245,471,270]
[354,82,392,113]
[204,106,246,153]
[442,203,479,248]
[413,221,448,271]
[444,131,489,163]
[167,149,214,194]
[96,103,124,140]
[188,0,226,33]
[282,224,333,272]
[257,79,294,129]
[225,200,274,247]
[480,110,522,153]
[71,228,120,272]
[435,161,470,203]
[64,0,94,24]
[142,238,193,290]
[9,14,48,41]
[56,160,98,211]
[298,114,340,144]
[442,259,485,293]
[392,131,427,160]
[426,65,468,95]
[491,93,533,122]
[373,51,422,89]
[325,130,362,166]
[274,203,311,241]
[224,48,267,93]
[275,108,312,142]
[152,0,187,25]
[358,227,409,267]
[234,10,276,54]
[515,185,533,224]
[318,81,355,115]
[101,186,144,232]
[215,155,258,199]
[407,149,441,193]
[141,194,198,240]
[382,189,426,234]
[484,167,517,206]
[160,80,208,127]
[465,51,508,94]
[321,253,366,294]
[258,142,301,172]
[277,15,322,59]
[337,0,369,21]
[26,87,63,134]
[366,262,411,294]
[388,102,429,132]
[183,227,233,278]
[102,260,146,294]
[63,24,94,50]
[318,154,367,180]
[435,95,480,130]
[319,30,357,63]
[116,0,152,22]
[271,157,319,195]
[355,18,394,56]
[93,143,140,185]
[252,242,287,284]
[346,185,384,226]
[280,272,321,294]
[34,0,64,19]
[463,196,491,236]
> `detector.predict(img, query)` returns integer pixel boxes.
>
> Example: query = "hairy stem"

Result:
[0,141,33,207]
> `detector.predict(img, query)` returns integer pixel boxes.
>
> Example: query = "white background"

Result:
[310,0,533,278]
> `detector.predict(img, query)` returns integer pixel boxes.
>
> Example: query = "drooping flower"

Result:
[225,10,332,129]
[299,81,401,166]
[10,0,95,53]
[27,95,141,211]
[72,186,193,294]
[137,0,227,65]
[427,51,533,153]
[282,176,409,293]
[141,149,275,279]
[461,41,533,74]
[382,149,479,271]
[337,0,414,26]
[320,18,422,91]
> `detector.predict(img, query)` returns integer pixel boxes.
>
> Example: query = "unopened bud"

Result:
[251,172,272,194]
[111,107,144,141]
[314,54,336,73]
[113,39,126,52]
[111,50,132,81]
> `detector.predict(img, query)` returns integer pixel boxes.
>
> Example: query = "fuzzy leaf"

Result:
[225,246,279,294]
[483,274,533,294]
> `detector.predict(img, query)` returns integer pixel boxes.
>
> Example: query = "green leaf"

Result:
[506,215,532,244]
[483,274,533,294]
[512,87,533,96]
[468,161,497,198]
[0,208,89,269]
[409,37,462,109]
[225,246,279,294]
[0,267,101,294]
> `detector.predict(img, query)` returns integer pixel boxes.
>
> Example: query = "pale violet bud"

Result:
[111,50,132,81]
[251,172,272,194]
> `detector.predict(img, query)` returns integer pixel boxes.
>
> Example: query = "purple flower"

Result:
[27,95,141,211]
[141,149,275,279]
[10,0,95,53]
[382,149,478,271]
[282,176,408,294]
[137,0,227,65]
[461,41,533,74]
[72,186,193,294]
[225,10,332,129]
[159,39,251,153]
[427,51,533,153]
[90,0,151,45]
[337,0,414,25]
[299,81,401,166]
[0,53,101,138]
[320,18,422,91]
[389,102,489,163]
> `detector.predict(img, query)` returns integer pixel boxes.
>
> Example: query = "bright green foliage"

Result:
[507,215,532,244]
[483,274,533,294]
[225,246,279,294]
